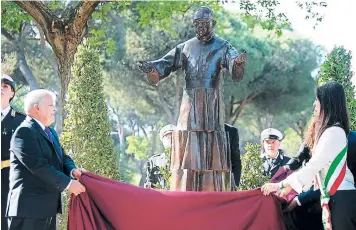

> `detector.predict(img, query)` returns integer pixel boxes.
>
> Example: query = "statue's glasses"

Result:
[193,20,211,27]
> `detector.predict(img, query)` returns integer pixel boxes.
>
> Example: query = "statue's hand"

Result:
[137,61,153,73]
[235,51,247,64]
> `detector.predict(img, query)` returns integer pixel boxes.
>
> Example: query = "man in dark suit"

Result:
[1,74,26,230]
[225,124,241,189]
[7,89,86,230]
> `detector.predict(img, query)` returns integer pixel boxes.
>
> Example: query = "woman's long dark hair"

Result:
[315,82,350,144]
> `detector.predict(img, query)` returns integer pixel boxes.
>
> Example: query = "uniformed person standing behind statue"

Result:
[1,74,25,230]
[144,124,176,189]
[261,128,290,178]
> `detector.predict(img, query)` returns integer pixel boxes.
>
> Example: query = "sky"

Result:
[224,0,356,86]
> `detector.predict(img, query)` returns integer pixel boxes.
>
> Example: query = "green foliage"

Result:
[220,16,319,123]
[228,0,327,34]
[114,144,137,184]
[47,1,65,10]
[296,1,328,28]
[237,0,289,32]
[156,164,172,190]
[90,1,218,55]
[318,46,356,130]
[1,2,32,31]
[61,43,119,178]
[10,86,27,113]
[281,128,303,157]
[125,135,150,161]
[103,10,319,132]
[2,0,328,42]
[350,100,356,130]
[135,1,220,36]
[154,148,172,190]
[239,143,269,190]
[2,1,327,193]
[88,2,120,56]
[1,53,17,74]
[239,10,291,36]
[59,44,119,229]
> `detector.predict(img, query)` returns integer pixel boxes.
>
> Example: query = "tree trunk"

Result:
[57,55,74,120]
[227,93,258,125]
[117,124,125,168]
[17,52,40,90]
[55,93,63,133]
[36,21,59,77]
[150,125,158,157]
[15,1,100,130]
[1,25,40,90]
[257,116,264,133]
[138,160,146,187]
[157,86,174,124]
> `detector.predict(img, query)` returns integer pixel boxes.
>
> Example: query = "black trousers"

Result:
[283,201,323,230]
[330,190,356,230]
[7,216,56,230]
[1,198,8,230]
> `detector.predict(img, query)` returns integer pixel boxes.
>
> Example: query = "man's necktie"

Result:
[44,127,53,143]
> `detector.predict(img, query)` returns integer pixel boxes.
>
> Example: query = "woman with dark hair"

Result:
[262,82,356,230]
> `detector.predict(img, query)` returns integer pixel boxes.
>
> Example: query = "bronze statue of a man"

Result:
[138,6,246,191]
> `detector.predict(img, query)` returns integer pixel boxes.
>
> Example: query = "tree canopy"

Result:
[1,0,328,132]
[318,46,356,130]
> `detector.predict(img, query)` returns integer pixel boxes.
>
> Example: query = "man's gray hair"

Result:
[24,89,56,114]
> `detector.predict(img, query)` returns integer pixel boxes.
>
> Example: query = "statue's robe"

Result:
[147,36,245,191]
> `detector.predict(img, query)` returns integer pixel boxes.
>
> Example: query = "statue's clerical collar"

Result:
[196,33,214,42]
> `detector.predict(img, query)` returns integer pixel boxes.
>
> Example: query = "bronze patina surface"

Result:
[138,6,246,191]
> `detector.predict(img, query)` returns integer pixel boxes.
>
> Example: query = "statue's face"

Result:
[194,19,213,38]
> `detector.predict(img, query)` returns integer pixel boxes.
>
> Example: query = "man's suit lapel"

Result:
[30,117,50,141]
[50,129,63,165]
[28,117,63,165]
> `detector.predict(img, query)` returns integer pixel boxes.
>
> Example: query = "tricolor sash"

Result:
[315,145,348,230]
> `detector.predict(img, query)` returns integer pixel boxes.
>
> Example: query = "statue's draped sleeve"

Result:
[224,42,245,82]
[146,44,184,85]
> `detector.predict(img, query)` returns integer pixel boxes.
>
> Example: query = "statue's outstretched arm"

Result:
[225,43,247,82]
[138,45,184,85]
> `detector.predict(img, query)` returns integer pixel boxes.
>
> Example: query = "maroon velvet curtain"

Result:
[270,167,298,202]
[68,173,287,230]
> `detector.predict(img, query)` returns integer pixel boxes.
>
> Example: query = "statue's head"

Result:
[193,6,216,41]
